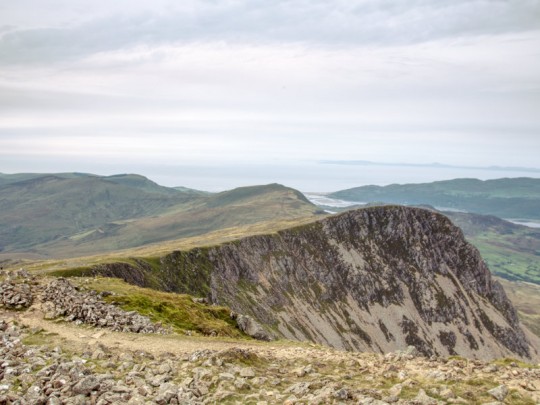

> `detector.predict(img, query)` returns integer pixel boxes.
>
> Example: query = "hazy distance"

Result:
[1,1,539,191]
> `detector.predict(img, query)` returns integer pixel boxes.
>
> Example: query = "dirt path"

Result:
[12,306,335,361]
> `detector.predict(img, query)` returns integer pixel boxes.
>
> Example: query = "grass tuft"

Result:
[76,277,246,338]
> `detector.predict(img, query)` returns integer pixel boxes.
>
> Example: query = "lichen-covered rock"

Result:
[0,281,33,309]
[41,278,168,334]
[233,313,273,341]
[487,384,509,401]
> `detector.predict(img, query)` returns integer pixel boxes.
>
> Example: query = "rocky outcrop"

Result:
[90,206,538,361]
[40,278,168,334]
[205,207,537,360]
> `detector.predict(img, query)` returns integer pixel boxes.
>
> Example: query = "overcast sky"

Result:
[1,0,539,190]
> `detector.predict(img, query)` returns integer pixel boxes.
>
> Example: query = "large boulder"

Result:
[234,314,273,341]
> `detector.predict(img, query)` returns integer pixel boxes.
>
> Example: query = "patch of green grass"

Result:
[472,237,540,285]
[78,277,246,338]
[398,386,419,400]
[22,329,58,346]
[214,347,264,367]
[506,390,537,405]
[48,266,94,277]
[497,278,540,338]
[463,378,496,387]
[443,378,498,404]
[491,357,539,369]
[376,376,401,390]
[447,355,467,361]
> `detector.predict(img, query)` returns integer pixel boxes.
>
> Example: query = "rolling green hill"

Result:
[445,212,540,285]
[0,174,318,258]
[330,177,540,220]
[30,183,318,258]
[0,173,199,252]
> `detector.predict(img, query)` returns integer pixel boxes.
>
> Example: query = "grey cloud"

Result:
[1,0,540,64]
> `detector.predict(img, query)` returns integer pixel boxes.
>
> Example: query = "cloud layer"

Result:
[2,0,540,64]
[1,0,539,188]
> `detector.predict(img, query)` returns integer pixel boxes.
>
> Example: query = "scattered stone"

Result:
[439,387,456,399]
[41,278,168,334]
[383,394,399,403]
[219,372,235,381]
[487,385,508,401]
[72,375,100,395]
[483,365,498,373]
[284,382,310,396]
[92,349,106,360]
[234,377,249,390]
[240,367,256,378]
[0,281,33,309]
[334,388,349,400]
[0,278,538,405]
[414,388,439,405]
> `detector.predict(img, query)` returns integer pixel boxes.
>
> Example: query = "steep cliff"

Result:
[89,206,539,361]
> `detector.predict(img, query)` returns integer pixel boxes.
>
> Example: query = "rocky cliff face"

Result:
[93,206,539,361]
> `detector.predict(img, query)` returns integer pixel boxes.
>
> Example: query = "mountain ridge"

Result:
[329,177,540,220]
[67,205,539,361]
[0,173,317,258]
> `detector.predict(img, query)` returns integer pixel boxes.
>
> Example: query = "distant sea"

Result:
[304,190,540,230]
[154,162,540,193]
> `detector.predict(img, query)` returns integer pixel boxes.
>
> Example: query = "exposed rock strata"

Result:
[206,207,536,360]
[91,206,539,361]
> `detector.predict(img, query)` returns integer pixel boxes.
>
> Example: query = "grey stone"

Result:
[240,367,256,378]
[284,382,311,396]
[235,315,273,341]
[414,389,439,405]
[334,388,349,400]
[219,372,235,381]
[487,385,508,401]
[72,375,100,395]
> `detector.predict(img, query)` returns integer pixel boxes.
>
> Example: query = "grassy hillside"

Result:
[0,174,318,258]
[497,278,540,338]
[0,173,200,253]
[445,212,540,285]
[75,277,245,337]
[330,178,540,220]
[32,184,317,258]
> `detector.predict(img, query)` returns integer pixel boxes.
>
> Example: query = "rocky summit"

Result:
[1,313,540,404]
[93,206,539,361]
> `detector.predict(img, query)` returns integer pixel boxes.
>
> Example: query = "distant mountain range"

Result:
[330,177,540,220]
[0,173,317,258]
[321,160,540,173]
